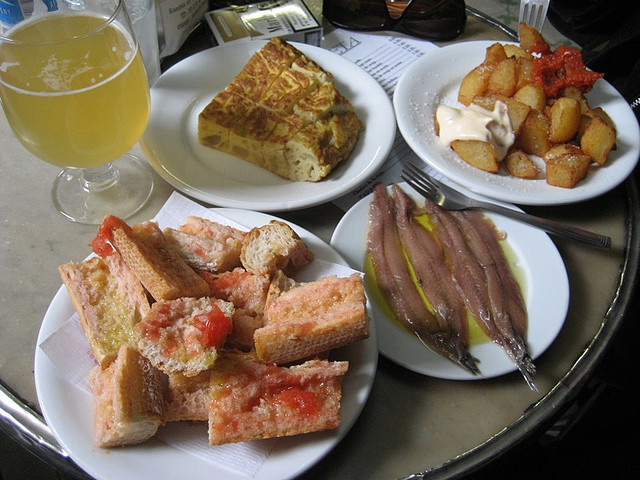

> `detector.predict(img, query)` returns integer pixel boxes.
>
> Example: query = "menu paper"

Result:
[322,31,443,211]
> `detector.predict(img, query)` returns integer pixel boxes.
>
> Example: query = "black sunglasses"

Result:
[323,0,467,41]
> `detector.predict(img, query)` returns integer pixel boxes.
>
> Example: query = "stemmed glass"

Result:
[0,0,153,224]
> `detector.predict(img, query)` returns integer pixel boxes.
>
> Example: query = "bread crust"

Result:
[240,220,314,276]
[89,345,164,447]
[255,273,369,364]
[110,220,210,301]
[164,370,211,422]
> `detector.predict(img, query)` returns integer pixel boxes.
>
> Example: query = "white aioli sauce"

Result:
[436,101,515,161]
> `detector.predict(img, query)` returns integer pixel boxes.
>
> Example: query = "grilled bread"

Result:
[200,268,271,351]
[198,37,362,182]
[93,215,211,301]
[254,273,368,364]
[208,353,348,445]
[59,213,368,448]
[134,296,234,376]
[240,220,314,276]
[164,370,212,422]
[88,345,164,447]
[58,252,150,367]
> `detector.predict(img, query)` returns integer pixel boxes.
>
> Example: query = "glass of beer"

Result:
[0,0,153,224]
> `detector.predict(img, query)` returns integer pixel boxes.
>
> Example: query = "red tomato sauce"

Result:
[531,46,604,97]
[193,304,233,348]
[90,215,131,257]
[273,387,319,415]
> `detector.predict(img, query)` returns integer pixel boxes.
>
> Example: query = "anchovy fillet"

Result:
[391,185,479,374]
[449,209,536,390]
[367,184,480,374]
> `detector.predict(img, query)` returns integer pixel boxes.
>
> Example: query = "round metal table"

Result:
[1,2,638,478]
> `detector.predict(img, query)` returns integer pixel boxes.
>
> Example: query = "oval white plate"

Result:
[330,183,569,380]
[141,41,395,212]
[35,209,378,480]
[393,41,640,206]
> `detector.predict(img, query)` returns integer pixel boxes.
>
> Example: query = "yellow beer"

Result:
[0,13,150,168]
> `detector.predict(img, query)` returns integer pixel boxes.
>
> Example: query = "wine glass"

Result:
[0,0,153,224]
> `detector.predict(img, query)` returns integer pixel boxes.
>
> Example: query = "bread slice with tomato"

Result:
[134,296,234,377]
[208,352,348,445]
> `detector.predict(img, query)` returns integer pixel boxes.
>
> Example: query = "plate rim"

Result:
[34,207,378,480]
[141,41,396,212]
[393,40,640,206]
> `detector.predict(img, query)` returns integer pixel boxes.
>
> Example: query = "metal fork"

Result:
[519,0,550,32]
[401,163,612,249]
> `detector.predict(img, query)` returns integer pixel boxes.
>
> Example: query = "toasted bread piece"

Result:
[135,297,234,376]
[201,268,271,350]
[99,216,210,301]
[164,370,212,422]
[58,252,150,367]
[198,38,362,182]
[264,269,301,308]
[208,353,348,445]
[254,273,368,364]
[240,220,314,276]
[163,227,243,274]
[88,345,164,448]
[178,216,246,244]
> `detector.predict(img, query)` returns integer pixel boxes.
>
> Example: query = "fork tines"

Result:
[519,0,550,32]
[400,163,439,199]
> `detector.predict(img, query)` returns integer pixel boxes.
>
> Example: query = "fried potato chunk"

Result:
[544,144,592,188]
[505,149,541,179]
[513,83,547,111]
[472,94,531,134]
[504,44,532,59]
[487,57,518,97]
[458,64,491,106]
[517,111,551,157]
[519,22,551,54]
[548,97,582,143]
[450,140,499,173]
[485,42,508,65]
[579,115,617,165]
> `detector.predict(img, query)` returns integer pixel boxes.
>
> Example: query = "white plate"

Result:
[393,41,640,206]
[330,183,569,380]
[141,41,395,212]
[35,209,378,480]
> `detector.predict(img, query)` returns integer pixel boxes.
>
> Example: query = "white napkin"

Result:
[39,192,361,477]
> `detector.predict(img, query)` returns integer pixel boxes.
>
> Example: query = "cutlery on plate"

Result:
[518,0,550,33]
[400,163,612,249]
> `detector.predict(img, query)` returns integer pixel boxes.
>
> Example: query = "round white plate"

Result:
[393,41,640,206]
[141,41,395,212]
[35,209,378,480]
[330,183,569,380]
